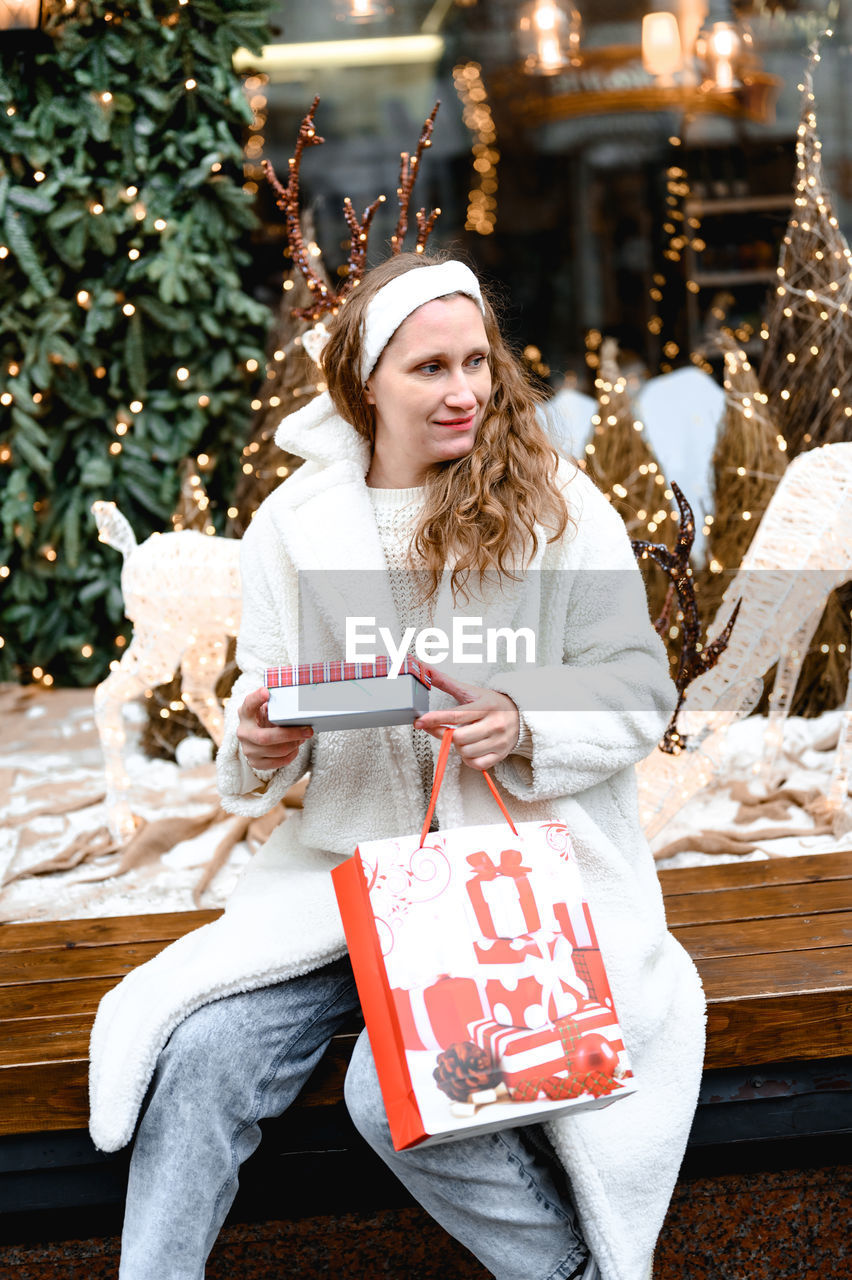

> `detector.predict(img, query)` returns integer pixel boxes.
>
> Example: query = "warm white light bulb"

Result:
[534,2,558,33]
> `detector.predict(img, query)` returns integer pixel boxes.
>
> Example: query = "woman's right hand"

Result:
[236,687,313,772]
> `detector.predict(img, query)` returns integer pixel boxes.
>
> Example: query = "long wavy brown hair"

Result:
[321,251,574,600]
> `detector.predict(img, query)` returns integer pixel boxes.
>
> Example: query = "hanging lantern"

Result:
[518,0,582,77]
[0,0,42,29]
[695,1,748,91]
[641,12,683,86]
[332,0,392,22]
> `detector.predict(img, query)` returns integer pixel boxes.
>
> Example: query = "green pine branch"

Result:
[0,0,275,685]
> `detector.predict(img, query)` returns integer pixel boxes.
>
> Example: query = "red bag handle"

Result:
[419,726,519,847]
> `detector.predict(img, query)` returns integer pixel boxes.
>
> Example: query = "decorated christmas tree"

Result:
[585,340,676,545]
[759,59,852,455]
[698,332,788,625]
[756,54,852,715]
[0,0,273,686]
[227,270,322,535]
[584,338,676,624]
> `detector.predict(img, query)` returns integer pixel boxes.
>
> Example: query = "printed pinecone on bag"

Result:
[433,1042,502,1102]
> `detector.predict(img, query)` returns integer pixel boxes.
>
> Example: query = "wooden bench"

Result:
[1,849,851,1220]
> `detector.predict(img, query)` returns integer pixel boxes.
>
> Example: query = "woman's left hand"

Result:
[414,669,520,772]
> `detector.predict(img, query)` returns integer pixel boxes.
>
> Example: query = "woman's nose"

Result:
[445,368,478,408]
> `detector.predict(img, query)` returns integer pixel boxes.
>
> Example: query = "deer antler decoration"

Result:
[262,99,336,321]
[632,482,742,753]
[264,98,442,323]
[391,101,442,253]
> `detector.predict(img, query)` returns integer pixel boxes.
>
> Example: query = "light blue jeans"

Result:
[119,956,590,1280]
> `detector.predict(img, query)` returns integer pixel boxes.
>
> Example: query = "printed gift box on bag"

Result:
[333,813,635,1150]
[265,657,431,731]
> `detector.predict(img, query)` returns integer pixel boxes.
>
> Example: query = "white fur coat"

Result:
[89,394,705,1280]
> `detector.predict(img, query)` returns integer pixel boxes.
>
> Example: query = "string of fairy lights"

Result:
[241,72,269,198]
[452,61,499,237]
[645,155,754,377]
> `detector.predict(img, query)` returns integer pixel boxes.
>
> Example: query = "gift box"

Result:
[265,656,431,732]
[553,900,608,1005]
[465,849,541,940]
[392,975,486,1053]
[470,1005,631,1102]
[483,933,589,1029]
[473,936,541,966]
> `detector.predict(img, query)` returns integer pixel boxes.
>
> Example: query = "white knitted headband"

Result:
[359,260,484,383]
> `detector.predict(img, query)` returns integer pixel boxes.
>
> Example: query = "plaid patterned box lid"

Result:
[264,656,432,690]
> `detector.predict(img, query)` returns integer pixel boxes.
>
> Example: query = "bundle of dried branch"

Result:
[789,587,852,718]
[171,458,214,533]
[632,483,741,753]
[585,338,677,623]
[698,333,788,625]
[586,340,676,540]
[226,268,320,538]
[759,59,852,458]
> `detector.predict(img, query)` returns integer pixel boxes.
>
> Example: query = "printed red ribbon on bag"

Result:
[465,849,542,940]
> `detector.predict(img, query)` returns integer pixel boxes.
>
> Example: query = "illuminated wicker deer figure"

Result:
[92,501,241,840]
[637,442,852,838]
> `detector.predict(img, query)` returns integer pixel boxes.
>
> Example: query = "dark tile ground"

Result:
[654,1164,850,1279]
[0,1164,848,1278]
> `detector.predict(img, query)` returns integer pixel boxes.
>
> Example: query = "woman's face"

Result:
[364,294,491,488]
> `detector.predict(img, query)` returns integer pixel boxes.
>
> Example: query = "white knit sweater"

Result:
[367,484,435,805]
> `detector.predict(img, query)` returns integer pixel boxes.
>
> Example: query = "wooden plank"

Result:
[658,849,852,896]
[0,974,120,1022]
[0,1061,91,1135]
[297,1033,359,1109]
[695,946,852,1000]
[663,878,852,928]
[703,990,852,1070]
[0,1013,91,1068]
[0,1032,359,1138]
[0,910,220,953]
[671,910,852,959]
[0,940,174,988]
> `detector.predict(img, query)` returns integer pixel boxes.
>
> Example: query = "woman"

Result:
[89,253,705,1280]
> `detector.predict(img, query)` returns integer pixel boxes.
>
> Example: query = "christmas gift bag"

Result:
[332,728,635,1150]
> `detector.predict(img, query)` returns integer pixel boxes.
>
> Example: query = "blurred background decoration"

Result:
[2,0,851,719]
[3,0,852,911]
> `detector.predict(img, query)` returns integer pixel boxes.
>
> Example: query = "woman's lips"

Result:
[435,415,476,430]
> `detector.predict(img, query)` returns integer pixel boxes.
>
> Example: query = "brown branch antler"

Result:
[632,481,742,753]
[266,99,443,322]
[262,98,334,322]
[342,193,387,298]
[391,101,442,254]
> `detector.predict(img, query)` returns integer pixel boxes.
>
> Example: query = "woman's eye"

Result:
[419,362,441,374]
[467,354,487,369]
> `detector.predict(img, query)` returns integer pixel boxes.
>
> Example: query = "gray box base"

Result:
[267,673,430,732]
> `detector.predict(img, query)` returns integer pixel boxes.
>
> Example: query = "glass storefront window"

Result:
[240,1,851,391]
